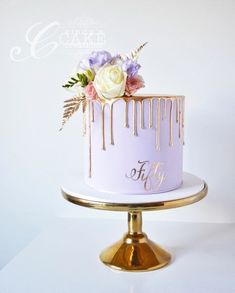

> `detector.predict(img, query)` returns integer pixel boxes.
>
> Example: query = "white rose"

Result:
[93,64,127,99]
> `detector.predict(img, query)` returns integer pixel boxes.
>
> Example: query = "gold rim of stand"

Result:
[62,182,208,212]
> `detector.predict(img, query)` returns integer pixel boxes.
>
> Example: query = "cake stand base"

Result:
[100,211,170,271]
[61,173,208,272]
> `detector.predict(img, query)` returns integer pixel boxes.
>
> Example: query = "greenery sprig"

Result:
[62,73,88,88]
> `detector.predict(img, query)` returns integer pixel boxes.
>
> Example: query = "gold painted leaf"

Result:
[60,96,87,131]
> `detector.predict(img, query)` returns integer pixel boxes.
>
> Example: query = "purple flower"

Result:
[122,58,141,76]
[88,51,112,69]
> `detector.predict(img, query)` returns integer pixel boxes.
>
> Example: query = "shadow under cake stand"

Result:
[61,172,208,272]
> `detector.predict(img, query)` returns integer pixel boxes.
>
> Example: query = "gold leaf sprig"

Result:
[60,96,87,131]
[131,42,148,61]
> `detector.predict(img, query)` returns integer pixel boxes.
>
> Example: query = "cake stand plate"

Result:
[61,172,208,272]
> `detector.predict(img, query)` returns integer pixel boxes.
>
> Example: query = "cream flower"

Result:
[93,64,127,99]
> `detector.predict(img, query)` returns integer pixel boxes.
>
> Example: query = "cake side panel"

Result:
[84,98,184,194]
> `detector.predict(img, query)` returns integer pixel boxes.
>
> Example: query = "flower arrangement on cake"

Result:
[60,43,147,130]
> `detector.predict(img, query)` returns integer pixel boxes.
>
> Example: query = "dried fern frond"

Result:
[131,42,148,61]
[59,96,86,131]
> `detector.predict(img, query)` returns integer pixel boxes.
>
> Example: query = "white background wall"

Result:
[1,0,235,269]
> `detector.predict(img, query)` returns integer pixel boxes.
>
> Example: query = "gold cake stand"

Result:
[61,174,208,272]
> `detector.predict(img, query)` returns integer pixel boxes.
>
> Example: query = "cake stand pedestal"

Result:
[61,173,208,272]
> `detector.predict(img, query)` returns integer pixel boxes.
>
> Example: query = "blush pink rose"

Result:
[85,82,98,100]
[125,75,145,96]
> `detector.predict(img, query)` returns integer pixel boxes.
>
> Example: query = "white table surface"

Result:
[0,217,234,293]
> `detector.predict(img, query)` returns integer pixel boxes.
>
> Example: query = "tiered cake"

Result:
[61,44,185,194]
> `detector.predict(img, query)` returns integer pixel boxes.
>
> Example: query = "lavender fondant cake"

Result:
[61,44,185,194]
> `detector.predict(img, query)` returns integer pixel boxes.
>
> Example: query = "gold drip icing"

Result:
[133,100,137,136]
[169,99,173,146]
[178,98,181,139]
[110,103,114,145]
[140,100,144,129]
[95,96,184,150]
[182,97,185,128]
[149,99,153,128]
[164,99,167,120]
[176,98,179,123]
[91,101,95,122]
[182,97,185,144]
[101,103,106,150]
[88,101,92,178]
[124,100,129,128]
[156,98,161,151]
[161,99,164,120]
[82,111,86,136]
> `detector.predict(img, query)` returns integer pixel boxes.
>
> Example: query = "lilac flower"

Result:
[122,58,141,77]
[88,51,112,69]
